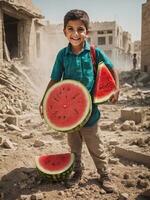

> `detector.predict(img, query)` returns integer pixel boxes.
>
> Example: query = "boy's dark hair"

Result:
[64,9,90,30]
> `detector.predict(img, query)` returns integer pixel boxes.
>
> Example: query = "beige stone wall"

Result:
[0,0,42,15]
[88,21,133,70]
[141,0,150,72]
[0,8,3,63]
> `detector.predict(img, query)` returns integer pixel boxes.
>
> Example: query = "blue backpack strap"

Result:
[90,45,97,74]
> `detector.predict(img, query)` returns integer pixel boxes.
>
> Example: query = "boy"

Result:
[39,9,119,193]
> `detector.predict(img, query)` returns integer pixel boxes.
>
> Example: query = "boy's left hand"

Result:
[109,89,120,103]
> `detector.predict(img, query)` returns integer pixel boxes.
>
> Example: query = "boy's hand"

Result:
[39,101,44,119]
[109,89,120,104]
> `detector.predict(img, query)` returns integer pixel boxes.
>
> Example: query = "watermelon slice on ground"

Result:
[93,62,117,104]
[43,80,92,133]
[35,153,75,181]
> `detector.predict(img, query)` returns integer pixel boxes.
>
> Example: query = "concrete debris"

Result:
[121,107,145,124]
[120,120,136,131]
[115,146,150,167]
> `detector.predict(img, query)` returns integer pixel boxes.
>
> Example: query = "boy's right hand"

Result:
[39,101,44,119]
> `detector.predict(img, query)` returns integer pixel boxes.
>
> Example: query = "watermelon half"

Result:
[93,62,117,104]
[43,80,92,133]
[35,153,75,181]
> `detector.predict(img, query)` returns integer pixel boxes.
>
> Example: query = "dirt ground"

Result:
[0,67,150,200]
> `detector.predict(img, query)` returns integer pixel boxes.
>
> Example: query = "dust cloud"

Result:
[31,27,68,102]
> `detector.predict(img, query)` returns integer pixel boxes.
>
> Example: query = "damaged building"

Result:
[0,0,44,65]
[141,0,150,73]
[88,21,133,70]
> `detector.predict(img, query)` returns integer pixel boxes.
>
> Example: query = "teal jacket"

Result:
[51,41,113,127]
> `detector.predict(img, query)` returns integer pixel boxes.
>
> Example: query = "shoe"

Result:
[64,169,82,188]
[100,173,117,193]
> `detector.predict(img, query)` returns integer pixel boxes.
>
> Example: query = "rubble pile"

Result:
[119,69,150,87]
[0,64,150,200]
[0,61,38,127]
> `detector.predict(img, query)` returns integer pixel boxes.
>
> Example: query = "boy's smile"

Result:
[64,20,88,53]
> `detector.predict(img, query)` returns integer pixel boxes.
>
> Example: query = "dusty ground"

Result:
[0,65,150,200]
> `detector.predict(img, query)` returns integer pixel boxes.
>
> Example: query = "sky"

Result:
[33,0,146,41]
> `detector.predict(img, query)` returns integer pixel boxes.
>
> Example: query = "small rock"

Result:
[6,123,22,131]
[4,116,18,126]
[137,179,149,188]
[123,173,130,179]
[109,158,119,164]
[2,138,16,149]
[118,193,129,200]
[20,195,30,200]
[21,132,33,139]
[125,179,136,188]
[30,193,44,200]
[58,191,65,196]
[109,140,119,145]
[33,140,45,147]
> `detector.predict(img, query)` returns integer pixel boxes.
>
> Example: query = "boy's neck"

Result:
[71,42,85,55]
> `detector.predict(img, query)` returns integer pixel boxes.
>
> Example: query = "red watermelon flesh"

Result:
[43,80,92,132]
[35,153,75,175]
[39,154,71,171]
[93,62,117,104]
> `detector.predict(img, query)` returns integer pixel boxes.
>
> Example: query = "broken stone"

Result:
[0,123,6,129]
[6,123,22,131]
[122,83,132,88]
[118,193,129,200]
[20,194,30,200]
[6,106,16,115]
[109,140,119,145]
[123,173,130,180]
[120,120,136,131]
[137,179,149,189]
[30,193,44,200]
[58,191,65,196]
[21,132,33,139]
[109,158,119,164]
[4,116,18,126]
[115,146,150,167]
[142,121,150,129]
[124,179,136,188]
[33,140,45,147]
[2,138,16,149]
[99,121,115,130]
[121,107,145,124]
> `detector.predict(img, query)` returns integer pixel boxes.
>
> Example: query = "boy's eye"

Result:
[66,27,86,33]
[77,27,85,32]
[68,27,73,31]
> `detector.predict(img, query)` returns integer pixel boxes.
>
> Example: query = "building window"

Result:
[98,37,106,45]
[97,30,104,34]
[107,30,113,34]
[109,36,113,44]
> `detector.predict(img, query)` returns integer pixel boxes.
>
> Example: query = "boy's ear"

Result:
[86,30,89,38]
[63,29,66,36]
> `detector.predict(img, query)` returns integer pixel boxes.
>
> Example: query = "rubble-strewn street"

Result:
[0,62,149,200]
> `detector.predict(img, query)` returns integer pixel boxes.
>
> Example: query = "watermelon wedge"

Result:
[43,80,92,133]
[35,153,75,181]
[93,62,117,104]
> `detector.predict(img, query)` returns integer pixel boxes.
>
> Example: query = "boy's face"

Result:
[64,20,88,48]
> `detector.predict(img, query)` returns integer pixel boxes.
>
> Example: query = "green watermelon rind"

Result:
[43,80,92,133]
[93,62,117,104]
[94,90,116,104]
[37,163,75,182]
[35,153,75,181]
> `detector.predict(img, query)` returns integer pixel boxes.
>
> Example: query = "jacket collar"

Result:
[65,41,90,55]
